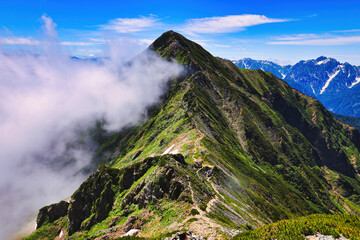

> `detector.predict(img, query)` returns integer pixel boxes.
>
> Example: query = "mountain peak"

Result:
[26,31,360,240]
[151,30,182,44]
[149,30,191,54]
[149,30,222,71]
[316,56,328,61]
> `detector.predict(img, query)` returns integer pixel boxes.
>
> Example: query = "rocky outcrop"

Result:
[164,231,205,240]
[36,201,69,229]
[120,155,195,211]
[66,154,197,236]
[305,232,349,240]
[68,165,121,235]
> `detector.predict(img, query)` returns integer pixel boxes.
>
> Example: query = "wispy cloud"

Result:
[0,37,40,45]
[41,14,58,39]
[138,38,154,45]
[332,29,360,33]
[306,14,318,18]
[191,39,211,47]
[86,37,153,46]
[180,14,290,35]
[100,16,159,33]
[0,37,99,47]
[273,33,321,41]
[61,41,96,46]
[268,34,360,45]
[213,43,231,48]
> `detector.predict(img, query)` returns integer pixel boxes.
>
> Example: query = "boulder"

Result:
[36,201,69,229]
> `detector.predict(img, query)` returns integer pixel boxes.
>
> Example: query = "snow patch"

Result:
[316,58,330,65]
[320,69,340,94]
[349,77,360,89]
[310,84,316,95]
[59,230,64,238]
[163,144,174,155]
[170,149,179,154]
[122,229,140,237]
[340,64,346,73]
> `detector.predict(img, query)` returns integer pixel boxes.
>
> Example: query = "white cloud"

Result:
[332,29,360,33]
[0,16,183,239]
[61,41,96,46]
[213,43,231,48]
[268,35,360,45]
[82,38,153,46]
[267,58,294,66]
[0,37,40,45]
[89,38,107,43]
[273,33,321,41]
[180,14,289,35]
[191,39,210,47]
[138,38,154,45]
[100,16,159,33]
[0,38,98,47]
[41,14,58,39]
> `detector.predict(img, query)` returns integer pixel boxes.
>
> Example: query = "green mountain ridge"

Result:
[25,31,360,240]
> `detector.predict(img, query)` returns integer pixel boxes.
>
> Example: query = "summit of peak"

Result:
[149,30,188,50]
[149,30,222,72]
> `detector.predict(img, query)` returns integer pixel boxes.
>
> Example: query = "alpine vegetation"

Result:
[25,31,360,240]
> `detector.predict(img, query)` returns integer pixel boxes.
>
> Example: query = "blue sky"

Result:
[1,0,360,65]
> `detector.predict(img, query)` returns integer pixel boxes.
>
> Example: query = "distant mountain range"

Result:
[233,57,360,117]
[232,58,292,79]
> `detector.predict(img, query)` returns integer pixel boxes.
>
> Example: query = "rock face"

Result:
[120,162,191,210]
[164,231,205,240]
[305,232,349,240]
[67,154,201,236]
[36,201,69,229]
[68,165,121,235]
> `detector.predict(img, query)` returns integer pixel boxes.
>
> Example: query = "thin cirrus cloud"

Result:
[272,33,322,41]
[268,34,360,45]
[332,29,360,33]
[0,36,97,46]
[100,16,159,33]
[179,14,290,35]
[0,36,40,45]
[61,41,97,46]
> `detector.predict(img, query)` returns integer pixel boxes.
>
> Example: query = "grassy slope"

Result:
[233,213,360,240]
[104,31,360,236]
[26,31,360,239]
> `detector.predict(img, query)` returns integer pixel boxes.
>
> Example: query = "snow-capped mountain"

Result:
[232,58,291,79]
[285,56,360,97]
[233,56,360,117]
